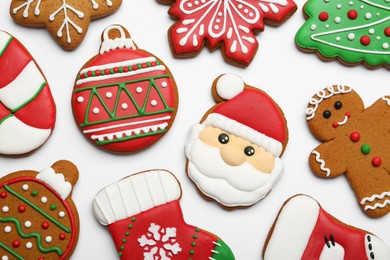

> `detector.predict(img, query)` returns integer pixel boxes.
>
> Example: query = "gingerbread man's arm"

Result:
[309,140,347,178]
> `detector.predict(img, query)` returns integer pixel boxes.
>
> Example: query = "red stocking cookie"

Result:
[72,25,178,153]
[0,160,80,260]
[306,85,390,218]
[0,30,56,157]
[93,169,235,259]
[263,195,390,259]
[163,0,297,66]
[185,74,288,207]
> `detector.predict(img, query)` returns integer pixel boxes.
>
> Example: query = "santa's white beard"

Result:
[185,124,283,207]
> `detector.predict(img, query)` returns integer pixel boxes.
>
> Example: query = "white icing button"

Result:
[22,184,29,191]
[365,12,372,19]
[324,0,330,2]
[136,87,143,93]
[121,103,128,110]
[4,226,11,233]
[161,82,168,88]
[244,8,249,13]
[106,92,113,98]
[325,24,329,29]
[360,4,364,8]
[310,24,317,30]
[349,1,353,5]
[336,4,341,8]
[41,197,47,203]
[194,0,199,4]
[216,18,220,23]
[249,12,254,17]
[25,221,32,228]
[45,236,52,243]
[77,96,84,103]
[348,33,355,40]
[26,242,32,249]
[336,37,341,41]
[377,36,381,40]
[214,25,219,30]
[383,43,389,49]
[2,256,8,260]
[218,11,222,16]
[2,206,9,213]
[59,211,65,218]
[201,0,206,3]
[369,28,375,34]
[238,4,243,8]
[187,2,192,7]
[335,17,341,23]
[151,100,158,107]
[93,107,100,114]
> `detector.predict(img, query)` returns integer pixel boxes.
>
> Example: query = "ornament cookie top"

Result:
[71,25,178,153]
[296,0,390,68]
[306,85,390,217]
[263,195,390,259]
[0,160,80,260]
[93,169,235,259]
[0,31,56,157]
[10,0,122,50]
[160,0,297,66]
[185,74,288,208]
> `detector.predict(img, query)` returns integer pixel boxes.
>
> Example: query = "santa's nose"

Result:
[220,145,246,166]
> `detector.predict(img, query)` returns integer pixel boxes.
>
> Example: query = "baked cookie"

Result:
[0,30,56,157]
[263,195,390,259]
[72,25,178,153]
[185,74,288,207]
[161,0,297,66]
[306,85,390,218]
[10,0,122,50]
[0,160,80,260]
[296,0,390,68]
[93,169,235,259]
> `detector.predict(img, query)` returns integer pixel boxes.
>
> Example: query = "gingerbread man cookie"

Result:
[0,160,80,260]
[185,74,288,207]
[10,0,122,50]
[161,0,297,66]
[306,85,390,218]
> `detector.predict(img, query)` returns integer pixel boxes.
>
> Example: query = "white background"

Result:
[0,0,390,259]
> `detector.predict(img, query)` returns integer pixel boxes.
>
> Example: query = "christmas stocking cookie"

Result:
[306,85,390,218]
[93,169,235,259]
[263,195,390,259]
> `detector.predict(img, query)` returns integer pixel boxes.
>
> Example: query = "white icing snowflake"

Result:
[138,223,182,260]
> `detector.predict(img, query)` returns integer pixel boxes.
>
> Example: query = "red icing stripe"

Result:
[0,102,10,122]
[0,38,32,88]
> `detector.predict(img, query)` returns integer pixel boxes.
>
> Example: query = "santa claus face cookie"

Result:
[72,25,178,153]
[0,160,79,260]
[185,74,288,207]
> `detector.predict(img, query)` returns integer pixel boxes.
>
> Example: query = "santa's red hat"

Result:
[204,74,287,157]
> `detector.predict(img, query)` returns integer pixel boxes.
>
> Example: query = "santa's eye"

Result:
[244,146,255,156]
[334,101,342,110]
[323,110,331,119]
[218,133,229,144]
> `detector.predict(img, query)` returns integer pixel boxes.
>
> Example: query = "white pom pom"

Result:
[216,74,244,100]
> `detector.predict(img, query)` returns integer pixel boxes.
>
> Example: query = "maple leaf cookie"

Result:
[0,30,56,157]
[161,0,297,66]
[296,0,390,68]
[306,85,390,217]
[0,160,80,260]
[10,0,122,50]
[263,195,390,259]
[71,25,178,153]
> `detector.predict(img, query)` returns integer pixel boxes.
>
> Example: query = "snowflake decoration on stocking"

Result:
[166,0,297,66]
[138,223,182,260]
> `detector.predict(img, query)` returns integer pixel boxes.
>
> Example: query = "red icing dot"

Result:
[319,12,329,21]
[12,240,21,248]
[360,36,371,45]
[346,112,351,117]
[113,67,119,73]
[132,65,138,70]
[332,122,339,128]
[95,70,101,76]
[141,63,147,68]
[104,69,110,75]
[385,27,390,37]
[151,61,157,66]
[41,222,49,229]
[59,234,66,240]
[0,192,7,198]
[347,10,358,19]
[18,205,26,213]
[38,258,44,260]
[372,157,382,167]
[123,66,129,72]
[87,71,93,77]
[350,132,360,142]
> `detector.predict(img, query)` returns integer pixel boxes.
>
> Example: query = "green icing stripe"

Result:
[4,185,71,233]
[11,82,47,113]
[0,217,63,255]
[211,239,235,260]
[0,114,13,125]
[0,36,13,57]
[0,242,24,260]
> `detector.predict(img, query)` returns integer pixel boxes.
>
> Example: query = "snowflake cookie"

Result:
[10,0,122,50]
[296,0,390,68]
[160,0,297,66]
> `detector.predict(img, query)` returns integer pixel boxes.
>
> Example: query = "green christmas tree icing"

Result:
[296,0,390,67]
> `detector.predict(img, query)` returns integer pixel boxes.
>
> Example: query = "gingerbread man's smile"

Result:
[332,112,351,128]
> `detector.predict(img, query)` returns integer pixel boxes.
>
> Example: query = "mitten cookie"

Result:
[0,160,80,260]
[263,195,390,259]
[185,74,288,207]
[93,169,235,259]
[295,0,390,68]
[306,85,390,218]
[72,25,178,153]
[10,0,122,50]
[162,0,297,66]
[0,31,56,157]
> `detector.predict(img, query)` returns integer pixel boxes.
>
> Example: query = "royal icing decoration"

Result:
[167,0,297,66]
[296,0,390,67]
[72,25,178,153]
[0,31,56,156]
